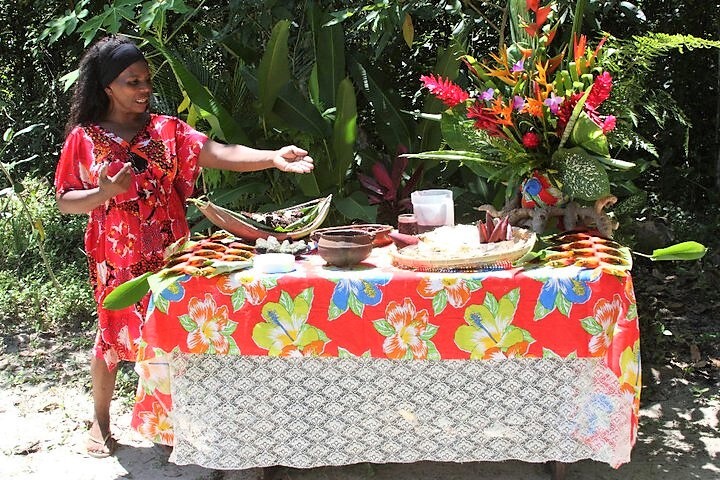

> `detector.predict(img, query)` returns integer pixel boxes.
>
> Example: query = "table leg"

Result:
[546,461,568,480]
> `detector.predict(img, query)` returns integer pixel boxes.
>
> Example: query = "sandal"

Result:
[86,432,118,458]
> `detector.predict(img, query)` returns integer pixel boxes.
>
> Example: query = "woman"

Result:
[54,35,313,458]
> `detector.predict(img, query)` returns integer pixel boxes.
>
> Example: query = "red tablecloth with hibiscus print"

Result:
[131,246,640,469]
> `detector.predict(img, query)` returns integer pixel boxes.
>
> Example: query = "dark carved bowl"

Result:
[316,230,374,267]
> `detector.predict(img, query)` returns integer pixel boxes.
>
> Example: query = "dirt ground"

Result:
[1,262,718,479]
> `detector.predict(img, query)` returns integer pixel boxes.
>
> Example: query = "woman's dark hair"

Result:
[64,35,142,135]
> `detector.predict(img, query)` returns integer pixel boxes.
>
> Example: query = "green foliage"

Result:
[604,33,720,158]
[0,0,716,335]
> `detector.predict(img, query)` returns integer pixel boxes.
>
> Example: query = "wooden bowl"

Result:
[311,224,393,247]
[316,230,374,267]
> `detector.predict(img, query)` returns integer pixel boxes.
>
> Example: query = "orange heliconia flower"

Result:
[488,97,514,126]
[523,0,553,37]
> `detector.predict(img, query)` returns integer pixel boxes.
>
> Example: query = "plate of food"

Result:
[389,224,536,271]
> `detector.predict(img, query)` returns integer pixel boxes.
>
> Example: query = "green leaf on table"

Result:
[147,272,184,303]
[102,271,153,310]
[553,147,610,201]
[650,241,707,261]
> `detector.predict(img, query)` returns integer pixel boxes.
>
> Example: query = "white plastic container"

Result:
[411,189,454,232]
[253,253,296,274]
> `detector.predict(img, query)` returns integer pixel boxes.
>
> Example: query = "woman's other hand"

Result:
[272,145,314,174]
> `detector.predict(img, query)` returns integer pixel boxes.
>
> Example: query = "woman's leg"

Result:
[88,355,118,453]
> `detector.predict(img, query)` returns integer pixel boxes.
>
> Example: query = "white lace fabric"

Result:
[167,354,632,469]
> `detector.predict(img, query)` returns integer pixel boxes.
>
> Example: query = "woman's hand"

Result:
[56,162,134,215]
[272,145,315,174]
[99,163,133,197]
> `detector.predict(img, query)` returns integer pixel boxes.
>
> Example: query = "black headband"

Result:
[99,43,146,88]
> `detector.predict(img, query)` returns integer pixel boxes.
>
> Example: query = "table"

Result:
[131,246,640,471]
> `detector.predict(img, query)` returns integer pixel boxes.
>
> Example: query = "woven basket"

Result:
[390,227,536,271]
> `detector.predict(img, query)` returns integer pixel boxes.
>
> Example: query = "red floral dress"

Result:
[54,114,208,369]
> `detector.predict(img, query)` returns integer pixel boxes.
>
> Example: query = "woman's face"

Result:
[104,60,152,115]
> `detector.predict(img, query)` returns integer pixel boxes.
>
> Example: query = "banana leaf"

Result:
[650,242,707,261]
[349,58,413,151]
[102,272,153,310]
[258,20,291,118]
[310,5,346,109]
[146,38,250,145]
[331,77,358,187]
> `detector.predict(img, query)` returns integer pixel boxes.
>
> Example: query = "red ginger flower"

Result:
[587,71,613,108]
[420,74,469,108]
[522,132,542,149]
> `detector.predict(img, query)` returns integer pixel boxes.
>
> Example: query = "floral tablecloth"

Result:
[131,246,640,468]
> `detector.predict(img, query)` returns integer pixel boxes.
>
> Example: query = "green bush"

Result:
[0,175,94,334]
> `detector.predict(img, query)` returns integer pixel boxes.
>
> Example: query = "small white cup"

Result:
[411,189,454,230]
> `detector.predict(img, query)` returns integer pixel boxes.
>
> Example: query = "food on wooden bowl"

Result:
[190,195,332,242]
[390,224,536,271]
[316,229,374,267]
[311,224,393,247]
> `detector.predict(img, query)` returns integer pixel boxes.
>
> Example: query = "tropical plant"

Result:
[404,0,720,233]
[357,147,424,225]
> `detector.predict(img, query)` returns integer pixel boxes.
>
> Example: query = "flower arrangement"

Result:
[411,0,635,217]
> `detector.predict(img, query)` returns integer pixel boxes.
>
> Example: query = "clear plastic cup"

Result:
[410,189,454,232]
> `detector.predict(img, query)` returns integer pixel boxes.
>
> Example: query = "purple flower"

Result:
[511,59,525,72]
[544,92,564,114]
[513,95,526,111]
[480,88,494,101]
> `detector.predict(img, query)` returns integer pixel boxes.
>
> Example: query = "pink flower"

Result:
[543,92,563,114]
[513,95,526,111]
[522,132,542,149]
[601,115,616,133]
[420,74,470,108]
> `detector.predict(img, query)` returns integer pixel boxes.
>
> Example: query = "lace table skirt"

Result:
[168,354,632,469]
